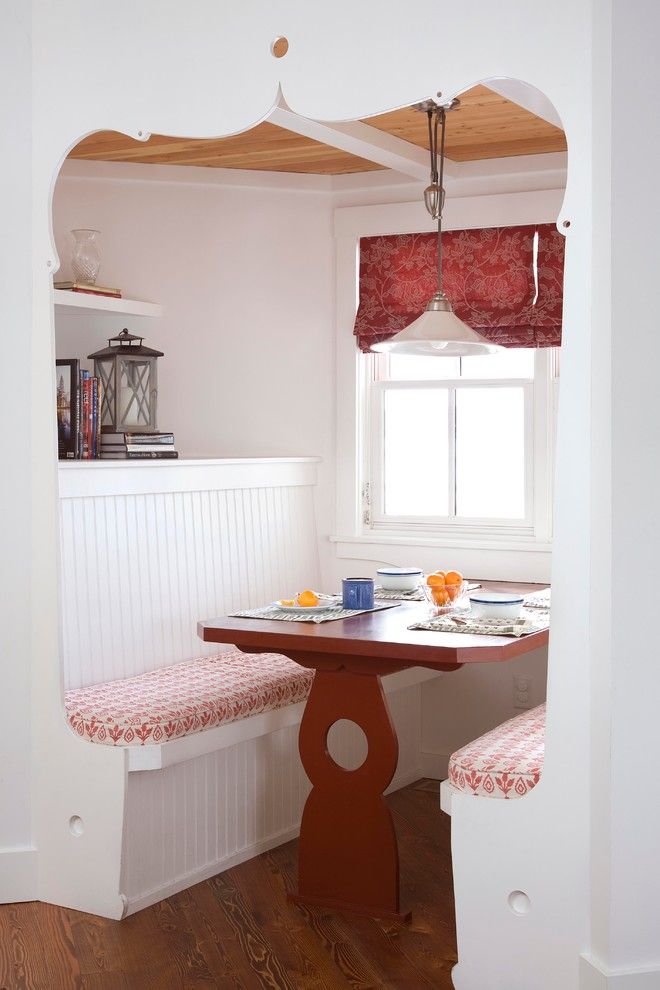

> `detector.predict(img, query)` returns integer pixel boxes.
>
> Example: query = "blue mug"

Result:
[342,577,375,610]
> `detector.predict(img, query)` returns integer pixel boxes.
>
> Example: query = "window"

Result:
[361,347,558,544]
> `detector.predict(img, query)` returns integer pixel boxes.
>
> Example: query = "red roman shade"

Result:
[353,223,565,352]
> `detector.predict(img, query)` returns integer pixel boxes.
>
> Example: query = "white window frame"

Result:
[360,348,558,545]
[333,191,565,579]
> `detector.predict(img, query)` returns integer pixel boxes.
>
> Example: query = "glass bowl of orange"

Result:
[421,571,469,615]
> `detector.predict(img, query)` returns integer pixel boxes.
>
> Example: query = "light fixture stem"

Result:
[436,106,446,292]
[427,109,439,184]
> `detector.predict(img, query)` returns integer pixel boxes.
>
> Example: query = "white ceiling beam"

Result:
[484,79,563,129]
[269,100,452,182]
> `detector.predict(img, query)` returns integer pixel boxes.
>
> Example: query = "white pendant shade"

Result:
[371,103,503,359]
[372,298,502,357]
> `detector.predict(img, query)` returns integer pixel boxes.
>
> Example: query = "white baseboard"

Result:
[581,955,660,989]
[125,766,423,916]
[0,847,38,902]
[420,749,450,780]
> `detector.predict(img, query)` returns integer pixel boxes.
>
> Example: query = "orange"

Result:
[297,590,320,607]
[445,570,463,586]
[432,587,450,606]
[427,573,446,588]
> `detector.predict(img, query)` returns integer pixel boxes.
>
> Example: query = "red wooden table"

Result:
[198,586,548,922]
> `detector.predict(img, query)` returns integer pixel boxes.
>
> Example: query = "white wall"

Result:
[586,0,660,979]
[0,0,36,897]
[52,164,336,579]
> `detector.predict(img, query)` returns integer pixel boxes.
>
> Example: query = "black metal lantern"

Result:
[89,329,164,434]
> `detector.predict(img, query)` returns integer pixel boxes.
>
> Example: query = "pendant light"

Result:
[372,100,501,357]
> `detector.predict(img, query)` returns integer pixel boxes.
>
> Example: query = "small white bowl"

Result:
[469,591,524,620]
[376,567,423,592]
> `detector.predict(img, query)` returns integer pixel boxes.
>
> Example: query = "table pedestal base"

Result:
[291,666,409,922]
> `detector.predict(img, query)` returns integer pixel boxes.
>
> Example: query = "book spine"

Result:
[124,433,174,445]
[69,287,122,298]
[91,378,98,458]
[96,379,103,457]
[76,372,82,459]
[124,444,178,453]
[82,374,90,459]
[125,450,179,459]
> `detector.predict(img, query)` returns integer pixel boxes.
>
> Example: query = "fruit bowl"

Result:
[421,577,470,615]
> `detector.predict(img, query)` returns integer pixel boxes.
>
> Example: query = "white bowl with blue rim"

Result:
[469,590,524,620]
[376,567,423,592]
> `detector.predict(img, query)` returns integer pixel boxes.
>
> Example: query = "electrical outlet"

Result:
[513,674,532,710]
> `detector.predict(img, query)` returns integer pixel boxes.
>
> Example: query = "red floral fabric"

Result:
[354,224,564,351]
[448,703,546,799]
[65,651,314,747]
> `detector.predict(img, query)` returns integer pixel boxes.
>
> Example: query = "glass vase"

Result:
[71,228,101,285]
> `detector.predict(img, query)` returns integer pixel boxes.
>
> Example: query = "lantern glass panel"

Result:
[95,358,116,428]
[119,358,153,428]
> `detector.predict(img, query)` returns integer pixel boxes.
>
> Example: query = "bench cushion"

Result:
[65,651,314,746]
[447,703,546,799]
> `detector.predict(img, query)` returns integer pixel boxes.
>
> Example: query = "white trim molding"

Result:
[580,956,660,990]
[58,456,321,499]
[0,848,38,903]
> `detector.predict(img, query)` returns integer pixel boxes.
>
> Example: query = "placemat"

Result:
[374,581,481,602]
[524,588,551,610]
[375,587,425,601]
[229,601,398,624]
[408,609,549,638]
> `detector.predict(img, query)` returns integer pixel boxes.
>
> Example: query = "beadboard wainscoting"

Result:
[58,458,322,689]
[57,458,437,915]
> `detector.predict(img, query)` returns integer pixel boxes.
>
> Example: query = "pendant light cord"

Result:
[427,108,439,185]
[436,106,446,294]
[427,105,446,293]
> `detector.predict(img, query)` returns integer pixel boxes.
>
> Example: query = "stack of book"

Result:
[100,432,178,460]
[55,281,122,299]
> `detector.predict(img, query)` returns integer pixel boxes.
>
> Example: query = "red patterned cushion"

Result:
[65,651,313,747]
[448,704,546,799]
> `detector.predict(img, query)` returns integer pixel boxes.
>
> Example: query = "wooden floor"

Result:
[0,781,457,990]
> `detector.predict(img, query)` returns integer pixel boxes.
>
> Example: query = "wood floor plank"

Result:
[80,974,130,989]
[207,871,298,990]
[182,883,264,990]
[267,841,402,990]
[0,782,458,990]
[231,850,352,989]
[0,902,82,990]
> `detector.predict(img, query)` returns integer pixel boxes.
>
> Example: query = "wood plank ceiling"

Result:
[69,84,566,175]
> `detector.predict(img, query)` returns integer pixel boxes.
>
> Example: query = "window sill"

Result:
[331,533,552,554]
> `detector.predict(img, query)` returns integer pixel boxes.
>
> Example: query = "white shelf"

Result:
[53,289,162,318]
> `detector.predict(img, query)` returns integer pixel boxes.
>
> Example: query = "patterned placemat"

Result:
[375,581,481,602]
[229,601,398,624]
[524,588,551,610]
[408,609,550,638]
[375,587,425,601]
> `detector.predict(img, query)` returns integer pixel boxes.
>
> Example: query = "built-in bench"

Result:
[58,458,439,917]
[441,703,546,813]
[65,650,314,764]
